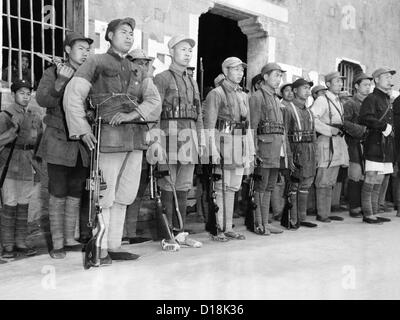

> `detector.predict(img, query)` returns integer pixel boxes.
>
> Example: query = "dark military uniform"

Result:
[284,98,317,225]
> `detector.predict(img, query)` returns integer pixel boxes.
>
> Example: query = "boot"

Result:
[15,204,37,256]
[64,196,81,247]
[297,190,317,228]
[253,192,267,234]
[48,195,66,259]
[347,179,362,217]
[108,202,127,251]
[326,187,344,221]
[316,187,331,222]
[1,205,17,258]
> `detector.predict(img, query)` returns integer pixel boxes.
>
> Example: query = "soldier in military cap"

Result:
[311,85,327,101]
[310,71,349,223]
[250,62,293,235]
[63,18,161,264]
[284,78,318,228]
[0,79,42,258]
[359,67,396,224]
[343,72,372,218]
[203,57,254,241]
[153,35,204,250]
[36,31,93,259]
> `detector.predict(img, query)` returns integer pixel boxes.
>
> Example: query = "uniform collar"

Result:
[107,48,129,60]
[326,90,340,102]
[260,83,277,97]
[6,102,25,116]
[292,98,307,109]
[222,79,242,92]
[354,92,367,103]
[169,63,188,76]
[374,87,391,99]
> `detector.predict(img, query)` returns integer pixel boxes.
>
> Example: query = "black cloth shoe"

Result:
[300,221,318,228]
[100,254,112,266]
[49,248,66,259]
[349,212,363,218]
[108,251,140,261]
[2,248,16,259]
[15,247,37,256]
[329,215,344,221]
[363,217,383,224]
[316,216,331,223]
[376,216,391,223]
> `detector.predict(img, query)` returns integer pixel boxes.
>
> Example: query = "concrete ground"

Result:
[1,210,400,300]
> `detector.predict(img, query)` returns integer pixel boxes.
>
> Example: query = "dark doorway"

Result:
[197,12,247,96]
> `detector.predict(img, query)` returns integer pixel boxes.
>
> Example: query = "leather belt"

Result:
[216,119,249,135]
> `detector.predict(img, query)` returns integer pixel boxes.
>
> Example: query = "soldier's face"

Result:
[375,73,393,91]
[67,40,91,66]
[171,41,193,67]
[226,65,244,84]
[327,77,343,94]
[356,79,372,96]
[109,24,134,53]
[282,86,294,101]
[295,85,311,100]
[14,87,32,107]
[265,70,283,89]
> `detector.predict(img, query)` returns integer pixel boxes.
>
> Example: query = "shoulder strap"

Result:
[325,94,344,123]
[290,103,302,131]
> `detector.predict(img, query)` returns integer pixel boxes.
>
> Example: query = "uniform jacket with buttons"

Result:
[0,103,42,181]
[154,64,204,164]
[310,91,349,168]
[343,94,367,164]
[63,48,161,150]
[359,88,394,163]
[250,84,291,169]
[203,79,254,169]
[36,62,89,167]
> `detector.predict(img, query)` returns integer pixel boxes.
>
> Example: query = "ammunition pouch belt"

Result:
[88,93,140,153]
[161,103,198,121]
[257,121,284,135]
[216,119,249,135]
[288,131,315,143]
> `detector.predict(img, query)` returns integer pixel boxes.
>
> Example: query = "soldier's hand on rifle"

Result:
[109,111,140,127]
[55,65,75,91]
[331,126,340,136]
[81,132,97,151]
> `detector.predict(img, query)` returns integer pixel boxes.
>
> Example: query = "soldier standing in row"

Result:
[153,35,204,250]
[250,63,292,235]
[0,80,41,258]
[64,18,161,264]
[204,57,253,241]
[342,73,372,218]
[284,79,318,228]
[36,32,93,259]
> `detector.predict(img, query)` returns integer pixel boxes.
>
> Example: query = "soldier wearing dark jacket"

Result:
[284,79,317,229]
[343,73,372,218]
[393,95,400,217]
[359,67,395,224]
[36,32,93,259]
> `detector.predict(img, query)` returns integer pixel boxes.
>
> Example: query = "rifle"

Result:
[280,171,300,230]
[244,172,262,232]
[150,160,184,251]
[0,138,17,207]
[204,159,221,236]
[84,112,107,269]
[34,52,64,68]
[199,57,204,101]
